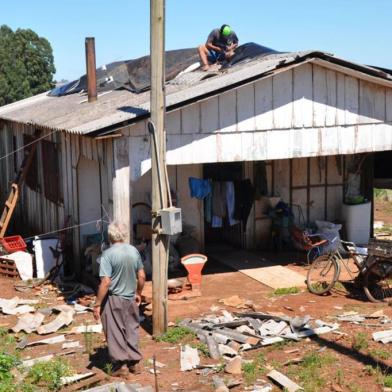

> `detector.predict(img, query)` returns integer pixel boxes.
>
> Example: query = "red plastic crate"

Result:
[0,235,27,253]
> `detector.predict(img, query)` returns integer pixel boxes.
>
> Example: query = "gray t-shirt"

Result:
[99,243,144,300]
[206,28,239,51]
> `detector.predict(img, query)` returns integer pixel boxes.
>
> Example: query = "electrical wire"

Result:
[23,218,110,241]
[0,129,60,162]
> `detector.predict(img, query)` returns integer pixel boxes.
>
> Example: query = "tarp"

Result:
[49,43,280,96]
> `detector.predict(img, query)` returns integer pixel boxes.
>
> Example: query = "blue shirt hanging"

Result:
[189,177,212,199]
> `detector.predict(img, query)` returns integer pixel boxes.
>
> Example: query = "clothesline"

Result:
[188,177,255,228]
[23,218,110,241]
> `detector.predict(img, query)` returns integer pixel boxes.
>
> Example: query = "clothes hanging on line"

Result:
[212,181,226,218]
[204,191,212,224]
[233,179,255,226]
[189,177,255,228]
[188,177,212,199]
[211,215,223,228]
[226,181,239,226]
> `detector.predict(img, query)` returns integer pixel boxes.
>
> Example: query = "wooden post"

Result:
[150,0,168,336]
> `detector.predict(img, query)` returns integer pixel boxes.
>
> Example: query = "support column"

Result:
[113,137,132,243]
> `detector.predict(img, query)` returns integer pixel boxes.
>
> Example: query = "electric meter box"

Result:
[159,207,182,235]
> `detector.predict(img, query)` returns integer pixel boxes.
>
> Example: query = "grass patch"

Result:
[384,374,392,388]
[374,188,392,202]
[333,281,347,292]
[190,342,209,357]
[155,326,195,344]
[287,352,335,392]
[370,348,392,360]
[242,353,266,385]
[374,224,392,236]
[0,354,18,382]
[272,287,300,296]
[335,368,345,385]
[103,362,113,376]
[26,358,72,391]
[352,332,368,351]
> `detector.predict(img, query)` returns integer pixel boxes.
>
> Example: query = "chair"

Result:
[290,225,328,264]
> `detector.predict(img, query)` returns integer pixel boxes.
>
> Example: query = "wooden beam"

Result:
[150,0,169,336]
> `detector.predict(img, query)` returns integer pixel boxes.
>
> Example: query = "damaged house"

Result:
[0,43,392,274]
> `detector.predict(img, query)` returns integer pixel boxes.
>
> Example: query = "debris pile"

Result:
[180,310,339,358]
[336,310,391,325]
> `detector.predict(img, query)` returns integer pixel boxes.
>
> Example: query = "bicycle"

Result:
[306,238,384,302]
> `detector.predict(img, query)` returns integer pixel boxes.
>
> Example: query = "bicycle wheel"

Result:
[363,260,392,303]
[307,254,340,295]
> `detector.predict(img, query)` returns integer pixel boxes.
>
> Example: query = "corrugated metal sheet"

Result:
[1,50,391,135]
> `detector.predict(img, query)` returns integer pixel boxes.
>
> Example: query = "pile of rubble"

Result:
[181,310,339,359]
[334,310,392,345]
[178,310,340,391]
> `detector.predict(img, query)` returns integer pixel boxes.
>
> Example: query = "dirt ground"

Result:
[1,251,392,392]
[0,199,391,391]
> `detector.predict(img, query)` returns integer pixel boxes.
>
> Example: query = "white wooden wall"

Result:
[0,122,114,268]
[127,62,392,177]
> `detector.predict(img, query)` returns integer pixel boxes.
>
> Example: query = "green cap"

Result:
[221,25,232,37]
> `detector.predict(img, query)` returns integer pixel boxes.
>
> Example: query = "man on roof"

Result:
[198,24,239,71]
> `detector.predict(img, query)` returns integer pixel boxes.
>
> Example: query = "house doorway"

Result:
[203,162,244,249]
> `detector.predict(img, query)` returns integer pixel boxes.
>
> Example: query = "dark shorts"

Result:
[207,49,225,64]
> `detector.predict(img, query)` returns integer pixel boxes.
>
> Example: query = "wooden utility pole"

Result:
[150,0,168,336]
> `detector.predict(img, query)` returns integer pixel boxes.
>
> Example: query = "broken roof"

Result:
[1,43,392,136]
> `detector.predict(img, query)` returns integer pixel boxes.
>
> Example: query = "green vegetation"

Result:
[348,385,365,392]
[242,353,266,385]
[26,359,72,391]
[374,188,392,202]
[272,287,300,296]
[83,330,94,354]
[0,25,56,107]
[190,342,209,357]
[0,329,73,391]
[287,352,335,392]
[155,326,195,344]
[352,332,369,351]
[370,348,392,360]
[335,368,345,385]
[0,354,18,382]
[103,362,113,376]
[384,374,392,388]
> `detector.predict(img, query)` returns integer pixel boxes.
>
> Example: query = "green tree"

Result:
[0,25,55,106]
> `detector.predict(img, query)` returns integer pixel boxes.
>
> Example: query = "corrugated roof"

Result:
[1,50,392,135]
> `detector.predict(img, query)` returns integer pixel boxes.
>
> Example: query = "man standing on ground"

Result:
[198,24,239,71]
[93,221,146,377]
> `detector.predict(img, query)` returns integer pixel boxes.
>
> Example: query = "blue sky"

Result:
[2,0,391,81]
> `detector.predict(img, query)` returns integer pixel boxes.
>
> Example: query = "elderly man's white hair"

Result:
[108,221,128,243]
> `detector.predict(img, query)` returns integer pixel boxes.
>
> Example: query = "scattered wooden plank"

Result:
[268,369,303,392]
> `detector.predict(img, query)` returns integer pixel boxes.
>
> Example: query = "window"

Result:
[23,134,40,191]
[41,140,62,204]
